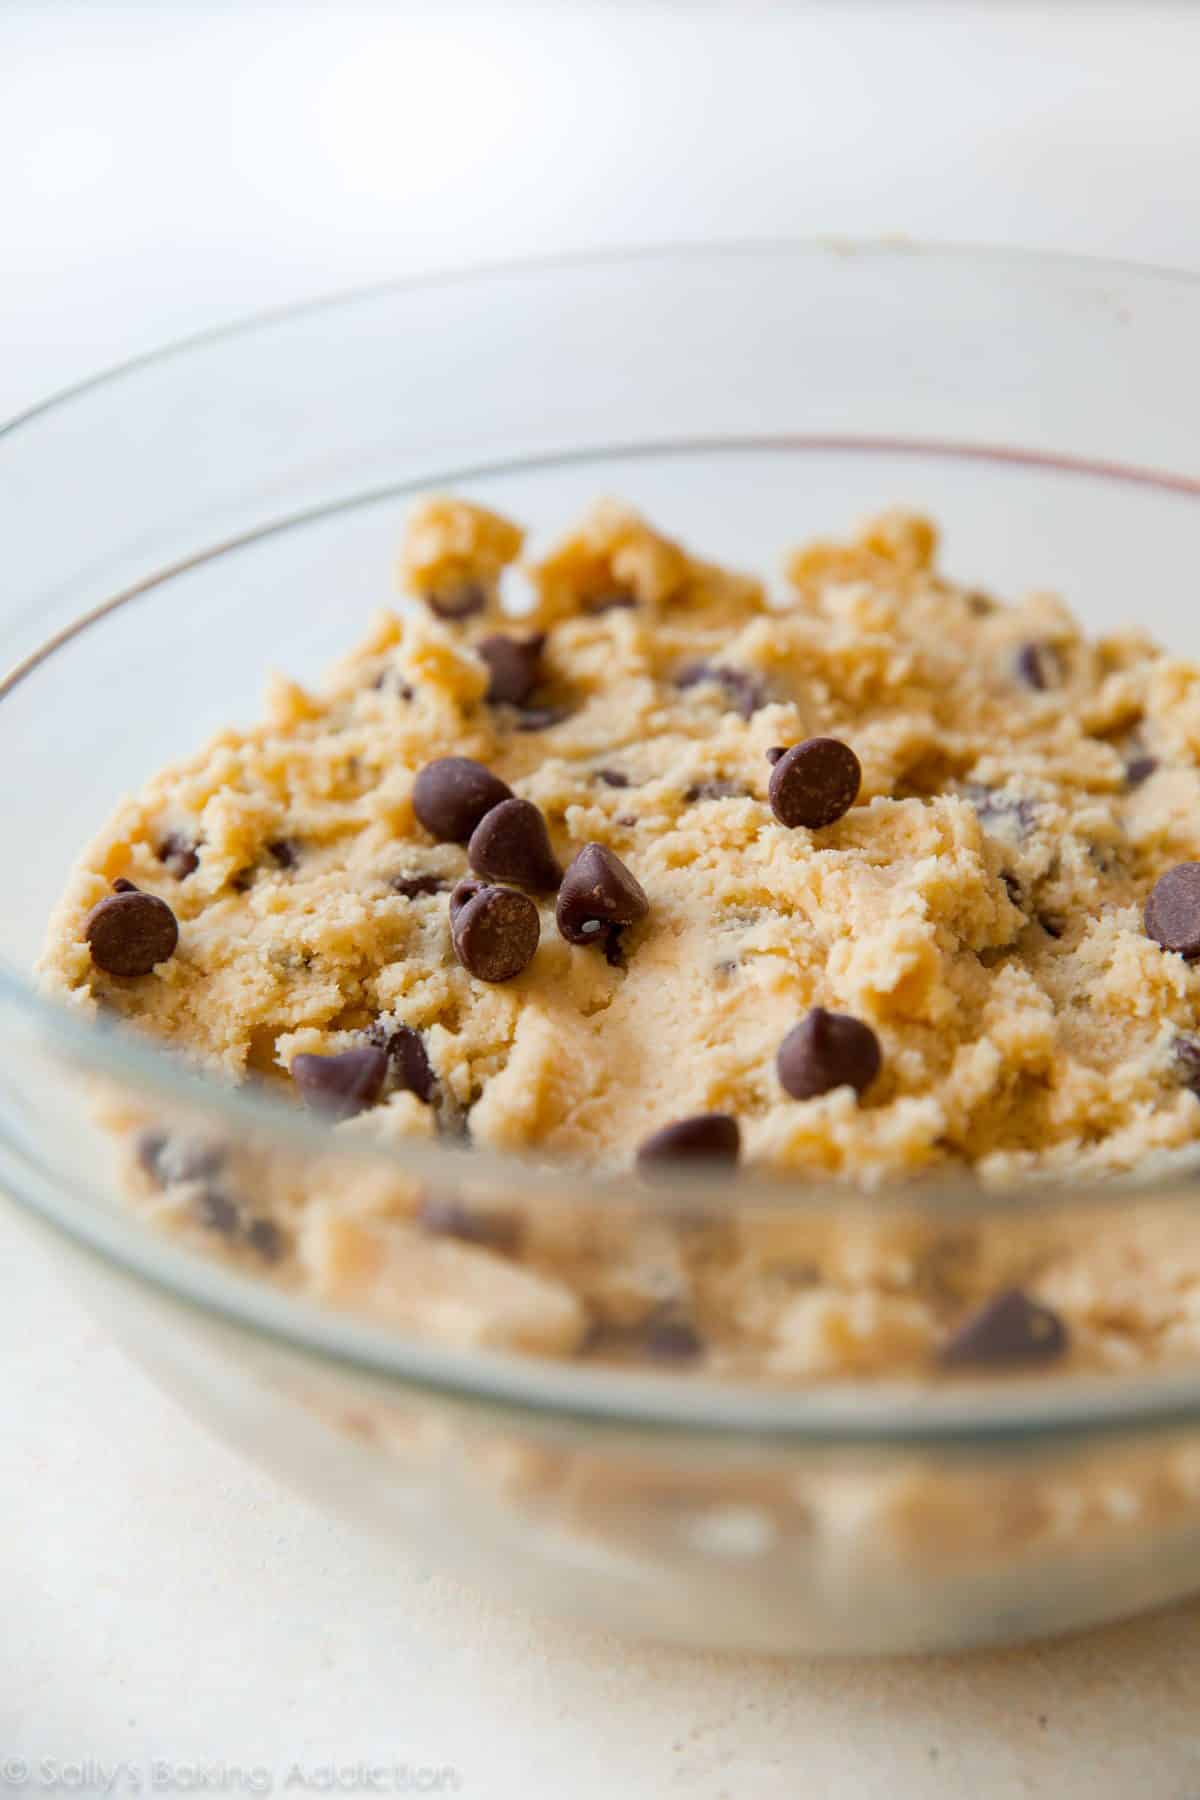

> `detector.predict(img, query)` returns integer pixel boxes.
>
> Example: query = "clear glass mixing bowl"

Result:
[4,242,1200,1654]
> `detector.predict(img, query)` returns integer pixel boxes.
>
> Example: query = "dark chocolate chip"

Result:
[426,580,487,621]
[556,843,649,946]
[449,875,489,923]
[451,884,540,982]
[195,1189,240,1237]
[642,1316,705,1361]
[135,1131,169,1182]
[84,890,179,977]
[391,872,448,899]
[676,661,765,719]
[637,1114,741,1168]
[417,1193,522,1252]
[477,632,546,707]
[939,1288,1068,1369]
[1014,642,1064,691]
[594,768,631,789]
[111,877,140,894]
[513,706,570,732]
[467,796,562,891]
[1172,1035,1200,1096]
[963,783,1038,838]
[685,779,749,803]
[413,757,512,843]
[1145,864,1200,959]
[157,832,200,880]
[266,838,298,870]
[1125,754,1159,787]
[367,1022,436,1104]
[245,1218,284,1262]
[777,1006,882,1101]
[371,669,415,699]
[290,1045,389,1119]
[768,737,862,830]
[765,746,786,766]
[138,1133,226,1187]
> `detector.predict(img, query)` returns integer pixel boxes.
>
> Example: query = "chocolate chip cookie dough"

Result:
[38,497,1200,1375]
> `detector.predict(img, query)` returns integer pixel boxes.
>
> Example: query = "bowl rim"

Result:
[8,234,1200,1442]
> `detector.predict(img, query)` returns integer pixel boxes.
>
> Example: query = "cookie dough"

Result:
[39,498,1200,1376]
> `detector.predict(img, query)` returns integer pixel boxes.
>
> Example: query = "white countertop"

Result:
[5,4,1200,1791]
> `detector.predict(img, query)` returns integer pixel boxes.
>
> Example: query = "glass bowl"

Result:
[5,241,1200,1655]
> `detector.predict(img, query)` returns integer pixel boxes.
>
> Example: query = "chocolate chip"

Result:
[1125,754,1159,787]
[676,662,765,719]
[963,783,1038,838]
[590,1310,706,1363]
[449,875,488,922]
[426,580,487,621]
[290,1045,388,1119]
[84,890,179,977]
[477,632,545,707]
[768,738,861,830]
[684,780,749,803]
[637,1114,741,1168]
[138,1133,226,1187]
[266,838,298,870]
[1145,864,1200,959]
[595,768,630,789]
[467,797,562,891]
[391,872,447,899]
[451,883,540,982]
[367,1022,436,1104]
[513,706,569,732]
[1172,1035,1200,1096]
[642,1316,704,1361]
[135,1131,169,1181]
[765,746,786,766]
[195,1189,240,1237]
[939,1288,1068,1369]
[157,832,200,880]
[371,669,414,699]
[777,1007,881,1101]
[230,868,255,892]
[1014,642,1064,691]
[111,877,140,893]
[413,757,512,842]
[245,1218,284,1262]
[418,1193,522,1251]
[556,843,649,946]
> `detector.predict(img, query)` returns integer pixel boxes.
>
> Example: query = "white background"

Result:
[4,4,1200,1794]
